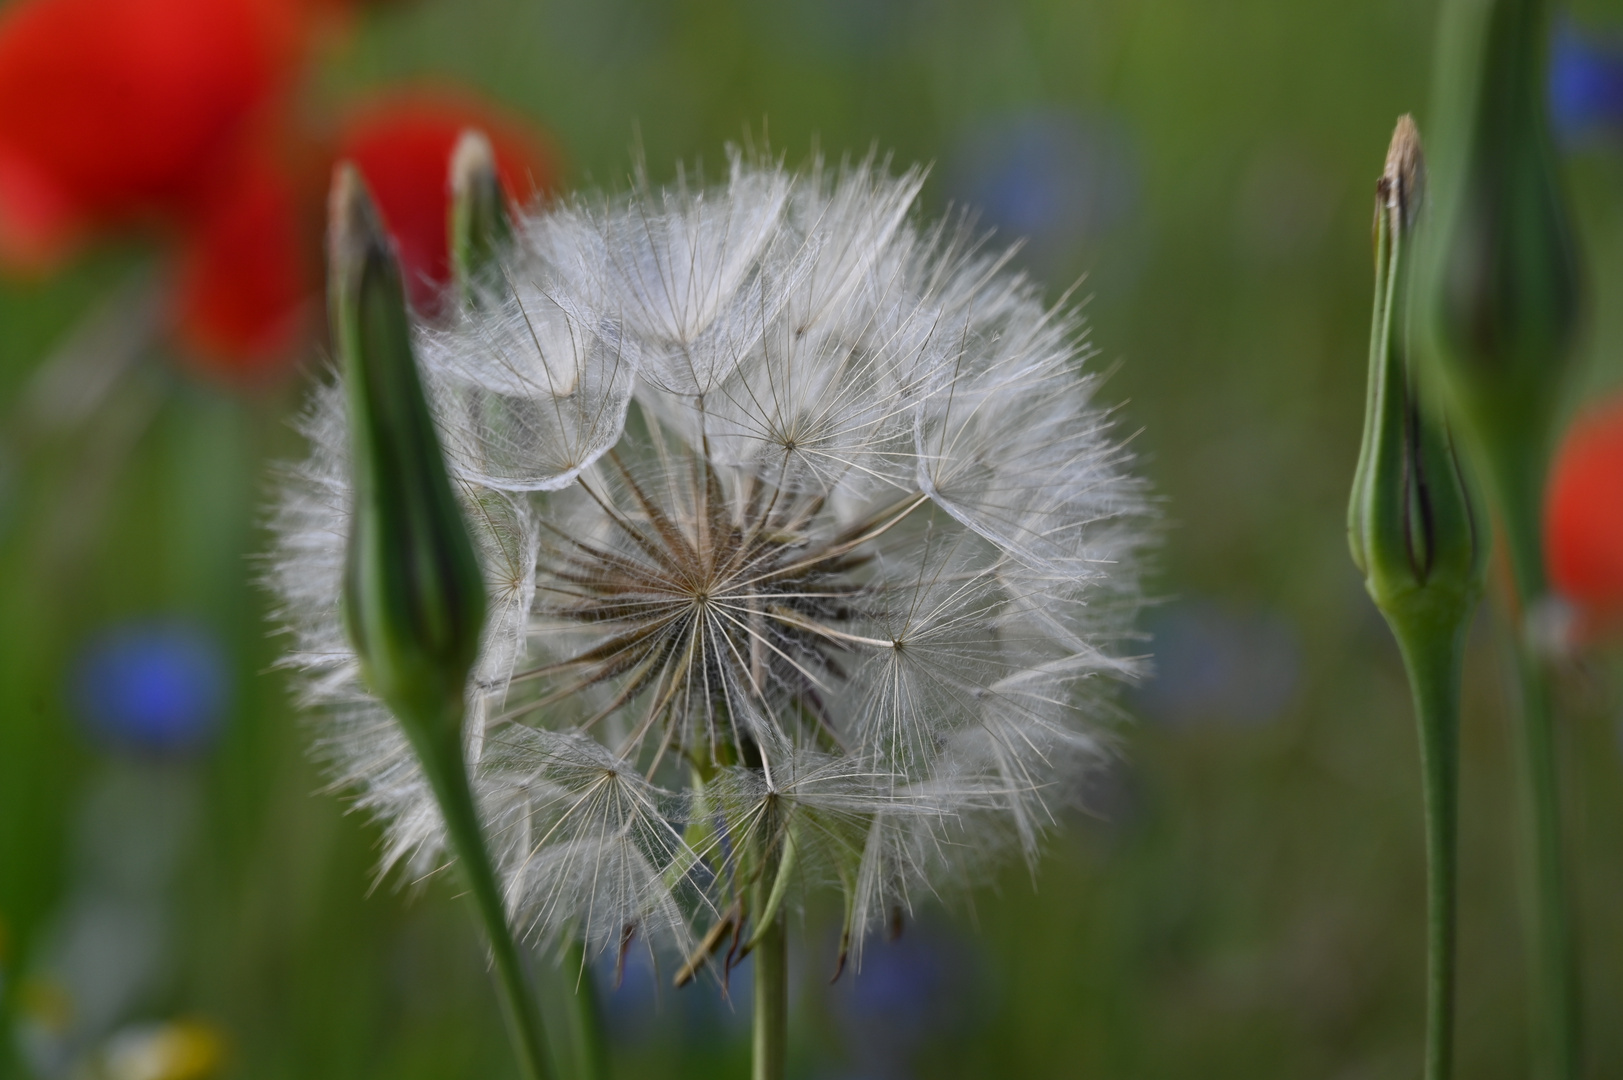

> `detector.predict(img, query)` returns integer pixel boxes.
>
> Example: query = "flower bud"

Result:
[449,128,514,305]
[1419,0,1579,594]
[330,163,487,747]
[1351,118,1486,628]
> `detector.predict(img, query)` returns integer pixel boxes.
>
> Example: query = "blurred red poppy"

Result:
[1546,393,1623,632]
[0,0,559,384]
[0,0,335,380]
[171,90,558,375]
[338,92,558,313]
[0,0,319,266]
[171,146,316,373]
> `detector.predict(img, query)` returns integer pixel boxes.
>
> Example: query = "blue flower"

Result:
[70,620,228,754]
[1550,19,1623,143]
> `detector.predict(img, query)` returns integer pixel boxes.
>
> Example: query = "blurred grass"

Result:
[5,0,1623,1077]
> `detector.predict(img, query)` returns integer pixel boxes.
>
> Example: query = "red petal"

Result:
[0,0,311,264]
[172,150,313,380]
[337,91,558,313]
[0,142,84,267]
[1546,393,1623,622]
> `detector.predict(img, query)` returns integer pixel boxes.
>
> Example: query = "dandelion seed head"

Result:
[268,148,1152,967]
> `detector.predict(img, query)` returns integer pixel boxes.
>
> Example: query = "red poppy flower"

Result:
[337,92,558,313]
[0,0,560,383]
[170,145,316,376]
[0,0,319,267]
[1545,392,1623,631]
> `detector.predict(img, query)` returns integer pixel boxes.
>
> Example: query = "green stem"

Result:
[752,907,788,1080]
[1488,440,1580,1080]
[1396,626,1465,1080]
[1511,642,1579,1080]
[415,719,554,1080]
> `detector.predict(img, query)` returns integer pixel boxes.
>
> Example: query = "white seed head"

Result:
[268,150,1152,969]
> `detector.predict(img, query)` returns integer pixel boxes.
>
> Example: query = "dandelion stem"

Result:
[414,713,555,1080]
[751,906,789,1080]
[1394,626,1464,1080]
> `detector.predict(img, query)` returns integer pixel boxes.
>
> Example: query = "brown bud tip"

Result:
[1380,115,1426,233]
[450,129,500,202]
[327,162,391,277]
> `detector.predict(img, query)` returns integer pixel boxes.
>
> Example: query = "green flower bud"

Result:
[331,164,488,749]
[1419,0,1579,595]
[1351,117,1487,629]
[450,129,514,307]
[1352,119,1489,1080]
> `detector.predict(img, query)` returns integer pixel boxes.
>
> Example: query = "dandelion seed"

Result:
[268,148,1151,975]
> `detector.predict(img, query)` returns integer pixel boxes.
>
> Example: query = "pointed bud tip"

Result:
[448,128,514,303]
[335,151,488,737]
[327,162,391,276]
[450,129,500,199]
[1381,115,1425,231]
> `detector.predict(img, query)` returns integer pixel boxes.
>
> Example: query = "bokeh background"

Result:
[5,0,1623,1077]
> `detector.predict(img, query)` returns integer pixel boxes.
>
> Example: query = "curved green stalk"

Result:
[414,715,554,1080]
[1396,628,1465,1080]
